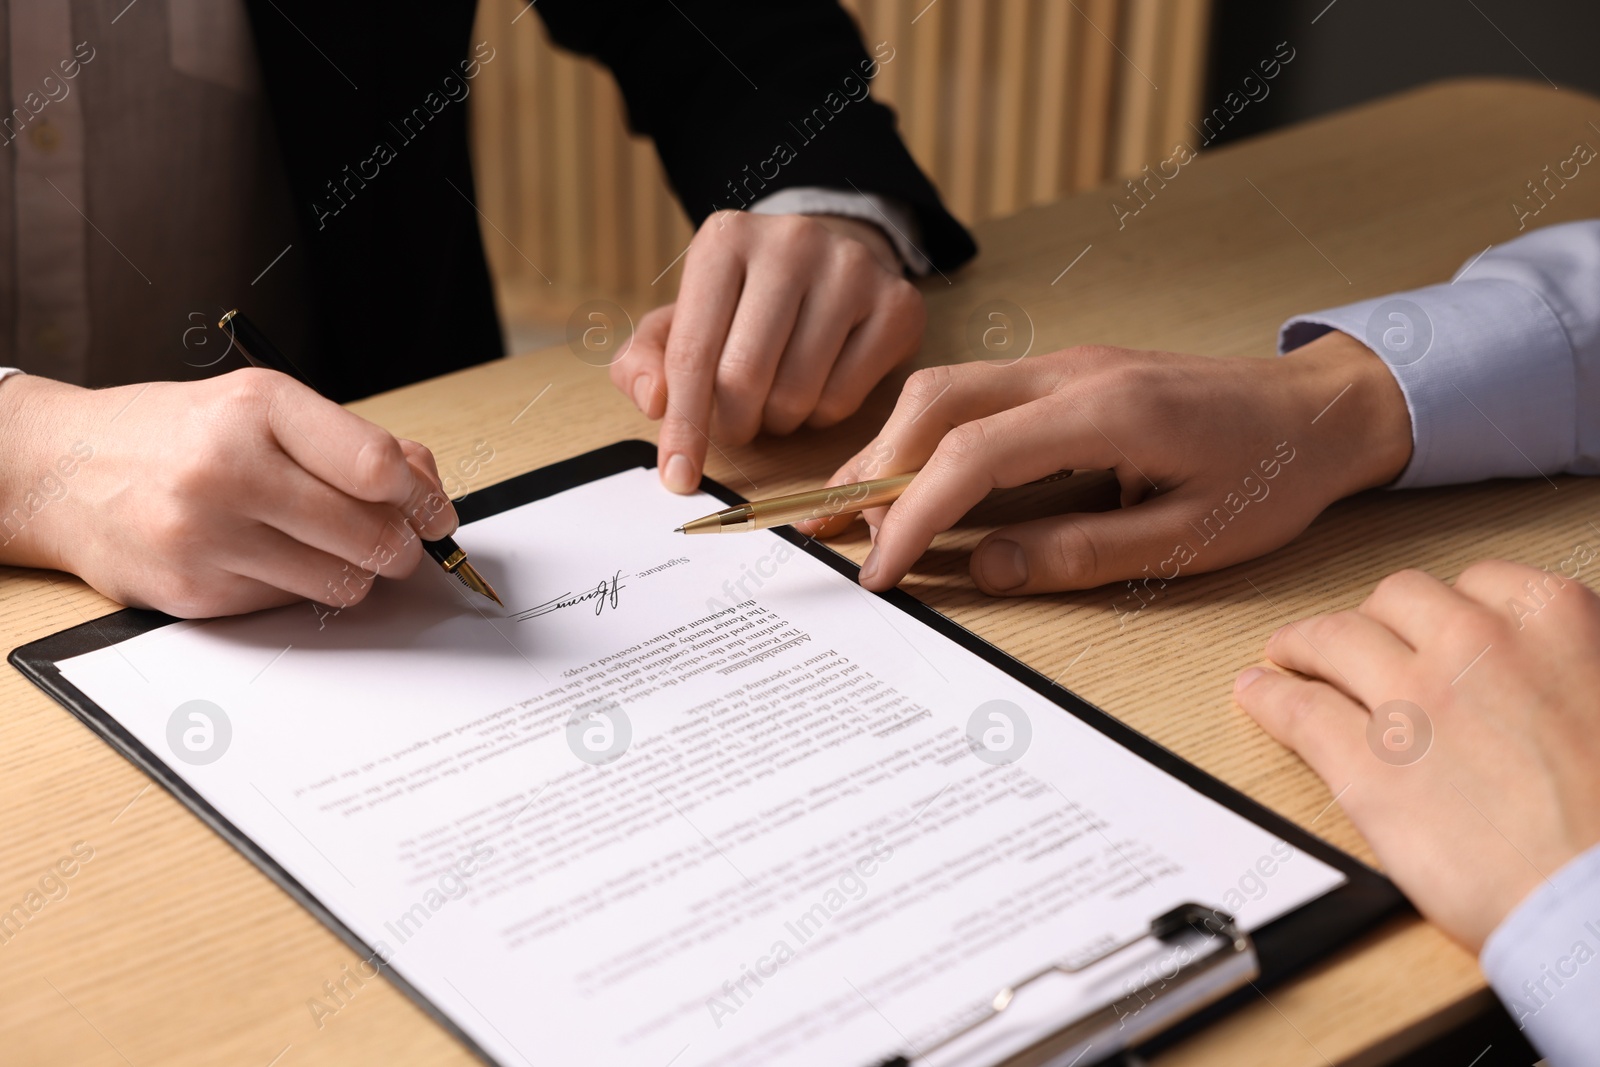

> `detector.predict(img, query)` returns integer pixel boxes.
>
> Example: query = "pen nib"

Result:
[453,561,504,607]
[673,526,684,533]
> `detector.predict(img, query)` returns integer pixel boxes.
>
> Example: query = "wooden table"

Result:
[4,78,1595,1066]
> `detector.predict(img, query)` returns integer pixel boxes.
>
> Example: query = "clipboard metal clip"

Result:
[885,902,1259,1067]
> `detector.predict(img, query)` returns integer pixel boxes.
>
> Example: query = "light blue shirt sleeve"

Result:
[1278,220,1600,488]
[1282,223,1600,1063]
[1479,842,1600,1066]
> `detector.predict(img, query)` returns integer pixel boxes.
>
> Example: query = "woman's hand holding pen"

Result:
[612,211,924,494]
[804,330,1414,595]
[0,369,458,618]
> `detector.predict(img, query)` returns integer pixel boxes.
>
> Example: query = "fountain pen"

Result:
[217,310,502,607]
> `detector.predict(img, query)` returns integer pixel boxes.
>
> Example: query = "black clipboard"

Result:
[10,439,1406,1067]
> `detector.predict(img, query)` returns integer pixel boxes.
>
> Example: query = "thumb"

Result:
[970,492,1219,595]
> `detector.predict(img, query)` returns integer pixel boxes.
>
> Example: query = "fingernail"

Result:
[1235,667,1268,694]
[663,453,696,493]
[632,375,654,413]
[976,539,1027,591]
[859,547,879,585]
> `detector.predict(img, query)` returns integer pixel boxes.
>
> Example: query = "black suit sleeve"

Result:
[243,1,503,401]
[241,1,974,402]
[533,0,977,272]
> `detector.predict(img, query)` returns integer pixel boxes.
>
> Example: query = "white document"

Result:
[56,467,1344,1067]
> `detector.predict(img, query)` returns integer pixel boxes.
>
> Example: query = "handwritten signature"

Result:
[513,570,626,621]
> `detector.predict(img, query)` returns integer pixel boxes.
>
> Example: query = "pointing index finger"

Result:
[860,392,1128,591]
[797,363,1045,538]
[257,371,458,540]
[657,232,744,493]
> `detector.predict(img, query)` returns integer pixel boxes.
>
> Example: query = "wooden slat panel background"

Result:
[467,0,1213,326]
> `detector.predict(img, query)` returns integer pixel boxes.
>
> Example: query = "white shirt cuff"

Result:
[747,186,932,276]
[0,368,22,387]
[1480,842,1600,1066]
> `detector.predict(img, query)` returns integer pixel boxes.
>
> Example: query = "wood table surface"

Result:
[4,78,1596,1066]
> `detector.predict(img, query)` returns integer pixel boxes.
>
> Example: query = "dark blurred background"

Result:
[1206,0,1600,144]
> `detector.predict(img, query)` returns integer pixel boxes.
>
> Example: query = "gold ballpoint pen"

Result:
[218,310,503,607]
[676,473,916,534]
[675,469,1072,534]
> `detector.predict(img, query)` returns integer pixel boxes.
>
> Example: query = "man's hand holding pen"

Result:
[798,330,1414,595]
